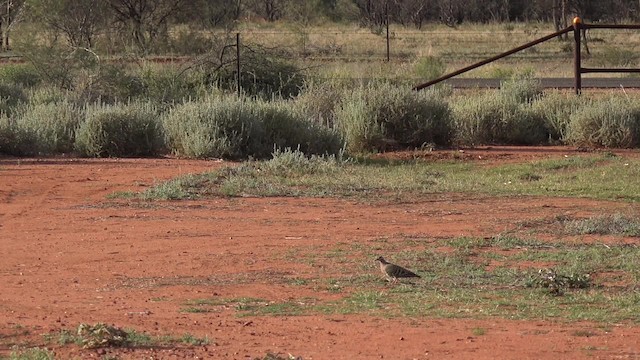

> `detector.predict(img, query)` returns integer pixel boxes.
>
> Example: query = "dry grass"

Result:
[223,21,640,81]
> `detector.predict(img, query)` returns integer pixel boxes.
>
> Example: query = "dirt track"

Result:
[1,150,640,359]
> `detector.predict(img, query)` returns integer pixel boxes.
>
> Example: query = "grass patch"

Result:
[40,324,212,352]
[563,213,640,236]
[472,327,486,336]
[138,153,640,202]
[212,235,640,323]
[6,347,54,360]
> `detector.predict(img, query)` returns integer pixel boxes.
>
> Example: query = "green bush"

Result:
[261,100,343,156]
[163,96,264,159]
[530,92,586,143]
[14,100,82,154]
[27,85,74,105]
[0,83,28,116]
[163,96,342,159]
[567,96,640,148]
[140,65,210,104]
[75,102,164,157]
[414,56,445,81]
[295,81,345,127]
[0,64,42,88]
[451,92,548,146]
[0,115,38,156]
[499,77,542,103]
[214,48,305,99]
[76,64,146,103]
[334,83,452,153]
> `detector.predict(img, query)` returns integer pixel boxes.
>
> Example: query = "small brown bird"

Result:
[375,256,420,282]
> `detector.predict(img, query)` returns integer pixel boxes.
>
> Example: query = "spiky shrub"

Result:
[27,85,74,105]
[0,114,38,156]
[164,96,342,159]
[567,96,640,148]
[14,100,82,154]
[295,81,345,127]
[215,48,305,99]
[451,91,547,146]
[530,92,587,143]
[414,56,446,81]
[334,82,452,153]
[260,100,343,156]
[163,96,265,159]
[140,64,210,104]
[0,83,28,116]
[75,102,164,157]
[0,63,42,88]
[499,77,543,103]
[75,64,146,103]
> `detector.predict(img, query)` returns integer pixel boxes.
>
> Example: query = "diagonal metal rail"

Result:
[413,26,573,91]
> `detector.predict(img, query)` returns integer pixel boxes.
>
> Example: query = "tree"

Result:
[0,0,25,50]
[27,0,108,48]
[107,0,186,54]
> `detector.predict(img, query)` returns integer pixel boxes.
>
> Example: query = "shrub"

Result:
[261,100,343,156]
[530,92,586,143]
[567,96,640,148]
[214,48,305,99]
[76,64,146,103]
[0,64,42,88]
[14,100,82,154]
[0,114,38,156]
[451,92,547,146]
[499,77,542,103]
[163,96,342,159]
[163,96,264,159]
[0,83,28,116]
[334,82,452,153]
[295,81,345,127]
[414,56,445,81]
[75,102,164,157]
[140,65,210,104]
[27,85,74,105]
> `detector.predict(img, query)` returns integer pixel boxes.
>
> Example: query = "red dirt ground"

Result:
[2,147,640,359]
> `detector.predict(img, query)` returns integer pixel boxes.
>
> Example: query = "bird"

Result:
[375,256,420,283]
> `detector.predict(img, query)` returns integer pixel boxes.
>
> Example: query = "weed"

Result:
[179,333,210,346]
[526,269,591,296]
[7,347,54,360]
[76,323,130,348]
[563,213,640,236]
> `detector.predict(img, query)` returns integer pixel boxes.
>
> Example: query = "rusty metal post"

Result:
[385,0,390,62]
[236,32,241,97]
[573,17,582,95]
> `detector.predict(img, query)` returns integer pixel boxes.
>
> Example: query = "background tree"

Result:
[27,0,107,48]
[0,0,25,50]
[107,0,186,54]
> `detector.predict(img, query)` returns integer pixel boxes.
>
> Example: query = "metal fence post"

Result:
[385,0,390,62]
[573,17,582,95]
[236,32,241,97]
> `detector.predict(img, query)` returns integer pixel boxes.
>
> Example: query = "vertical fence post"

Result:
[385,0,390,62]
[573,17,582,95]
[236,32,241,97]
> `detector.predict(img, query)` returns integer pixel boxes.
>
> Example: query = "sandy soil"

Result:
[1,148,640,359]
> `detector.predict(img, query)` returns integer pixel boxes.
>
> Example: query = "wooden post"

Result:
[573,17,582,95]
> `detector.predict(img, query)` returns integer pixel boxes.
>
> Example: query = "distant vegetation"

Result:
[1,1,640,158]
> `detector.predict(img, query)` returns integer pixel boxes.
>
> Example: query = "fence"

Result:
[413,18,640,94]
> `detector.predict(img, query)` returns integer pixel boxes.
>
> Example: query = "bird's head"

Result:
[375,256,387,264]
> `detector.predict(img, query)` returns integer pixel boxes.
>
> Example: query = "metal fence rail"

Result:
[413,18,640,94]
